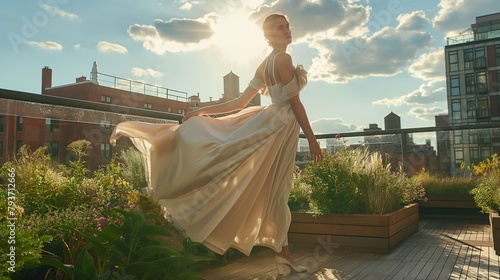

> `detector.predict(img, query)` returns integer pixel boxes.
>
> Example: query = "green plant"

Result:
[302,150,362,215]
[119,147,148,191]
[470,154,500,213]
[411,171,477,194]
[41,208,209,279]
[288,167,310,212]
[0,191,52,280]
[300,147,426,215]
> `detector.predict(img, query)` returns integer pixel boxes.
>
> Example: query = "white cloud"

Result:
[311,118,361,134]
[131,67,163,78]
[128,13,217,54]
[40,3,78,20]
[308,11,434,83]
[433,0,499,37]
[408,106,448,121]
[250,0,370,41]
[27,40,63,51]
[373,80,446,107]
[97,41,128,54]
[408,49,445,81]
[396,10,431,31]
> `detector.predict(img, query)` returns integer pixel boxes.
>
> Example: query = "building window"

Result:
[16,116,23,131]
[478,98,489,118]
[478,129,491,144]
[452,100,461,120]
[469,130,478,144]
[481,146,491,161]
[45,141,59,158]
[144,103,152,109]
[448,51,458,72]
[476,72,487,93]
[496,45,500,66]
[101,120,111,128]
[475,47,486,68]
[465,74,475,94]
[496,70,500,92]
[454,148,464,168]
[0,141,3,158]
[16,140,22,152]
[0,116,4,132]
[450,75,460,96]
[167,107,172,112]
[101,95,111,103]
[101,120,112,133]
[45,118,60,132]
[466,99,476,119]
[101,142,112,158]
[464,48,474,70]
[454,130,463,144]
[470,147,480,165]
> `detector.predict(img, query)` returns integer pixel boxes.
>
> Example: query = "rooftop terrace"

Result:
[202,219,498,280]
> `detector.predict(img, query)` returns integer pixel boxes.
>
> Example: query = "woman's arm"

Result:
[276,53,322,162]
[289,95,323,163]
[182,75,261,123]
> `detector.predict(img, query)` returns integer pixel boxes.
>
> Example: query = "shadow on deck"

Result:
[201,219,499,280]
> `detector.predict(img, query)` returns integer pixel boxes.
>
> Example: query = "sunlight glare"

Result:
[212,11,267,64]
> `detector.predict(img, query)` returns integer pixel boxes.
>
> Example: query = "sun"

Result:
[212,11,268,64]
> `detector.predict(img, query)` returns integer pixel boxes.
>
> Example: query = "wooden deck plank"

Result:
[488,246,500,280]
[426,244,454,280]
[201,219,498,280]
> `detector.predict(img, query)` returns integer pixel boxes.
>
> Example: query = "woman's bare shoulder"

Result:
[275,53,293,67]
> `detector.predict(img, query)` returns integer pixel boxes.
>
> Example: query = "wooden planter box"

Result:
[418,194,486,220]
[490,210,500,256]
[289,203,419,254]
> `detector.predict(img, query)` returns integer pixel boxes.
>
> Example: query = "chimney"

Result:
[76,76,87,83]
[42,66,52,94]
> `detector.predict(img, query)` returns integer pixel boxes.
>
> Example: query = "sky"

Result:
[1,0,500,145]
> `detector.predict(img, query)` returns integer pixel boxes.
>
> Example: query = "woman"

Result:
[110,13,322,274]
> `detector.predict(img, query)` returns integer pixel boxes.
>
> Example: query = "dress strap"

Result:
[270,53,281,85]
[263,52,282,86]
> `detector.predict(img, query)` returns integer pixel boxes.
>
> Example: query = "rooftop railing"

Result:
[93,72,189,102]
[1,88,500,177]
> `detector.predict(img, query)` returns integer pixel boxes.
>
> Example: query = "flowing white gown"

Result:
[110,55,307,256]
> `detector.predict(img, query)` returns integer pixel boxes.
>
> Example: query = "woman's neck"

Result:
[272,46,287,53]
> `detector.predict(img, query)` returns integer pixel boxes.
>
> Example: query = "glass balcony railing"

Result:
[1,88,500,178]
[297,123,500,177]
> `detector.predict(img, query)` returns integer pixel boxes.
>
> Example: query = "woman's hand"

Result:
[308,139,323,163]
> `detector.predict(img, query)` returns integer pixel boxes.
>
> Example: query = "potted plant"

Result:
[289,147,426,254]
[469,154,500,255]
[412,171,482,220]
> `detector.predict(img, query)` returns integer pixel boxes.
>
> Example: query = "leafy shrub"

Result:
[0,191,52,280]
[41,209,208,279]
[300,147,426,215]
[0,141,205,278]
[470,154,500,213]
[411,171,477,194]
[288,167,310,212]
[119,147,148,191]
[302,150,361,214]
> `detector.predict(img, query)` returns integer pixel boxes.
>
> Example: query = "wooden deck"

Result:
[202,219,500,279]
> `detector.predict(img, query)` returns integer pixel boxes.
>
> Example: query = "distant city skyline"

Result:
[2,0,499,145]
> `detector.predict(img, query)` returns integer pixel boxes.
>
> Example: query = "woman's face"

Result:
[266,17,292,47]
